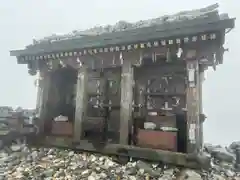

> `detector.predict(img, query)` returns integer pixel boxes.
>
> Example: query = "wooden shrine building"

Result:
[10,4,235,168]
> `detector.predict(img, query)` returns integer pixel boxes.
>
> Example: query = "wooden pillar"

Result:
[199,68,204,151]
[186,60,201,154]
[74,66,88,142]
[36,72,43,117]
[119,59,134,145]
[38,71,51,133]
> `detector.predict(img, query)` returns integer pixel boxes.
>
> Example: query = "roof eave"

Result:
[10,49,27,57]
[10,18,235,58]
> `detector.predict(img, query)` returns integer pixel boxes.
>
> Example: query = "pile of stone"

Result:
[0,141,240,180]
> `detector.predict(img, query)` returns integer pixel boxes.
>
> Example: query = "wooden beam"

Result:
[74,66,88,142]
[119,57,134,145]
[186,60,201,154]
[42,136,211,169]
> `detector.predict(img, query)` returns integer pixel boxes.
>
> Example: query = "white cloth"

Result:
[54,115,68,122]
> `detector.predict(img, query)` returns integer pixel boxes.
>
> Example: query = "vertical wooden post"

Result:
[119,59,134,145]
[38,71,51,133]
[74,66,88,142]
[186,60,200,154]
[199,68,204,151]
[36,72,43,117]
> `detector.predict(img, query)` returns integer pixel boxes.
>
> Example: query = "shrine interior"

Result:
[44,64,77,136]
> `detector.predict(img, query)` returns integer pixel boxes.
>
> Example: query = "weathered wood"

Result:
[41,136,211,169]
[38,71,51,133]
[186,60,200,154]
[74,66,88,142]
[36,73,43,117]
[101,77,109,141]
[199,67,204,150]
[119,57,134,145]
[51,59,60,70]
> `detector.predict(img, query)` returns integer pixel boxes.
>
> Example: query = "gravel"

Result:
[0,140,240,180]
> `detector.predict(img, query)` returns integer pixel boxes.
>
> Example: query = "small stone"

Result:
[43,169,54,177]
[68,151,75,157]
[128,176,137,180]
[47,148,55,155]
[82,169,91,176]
[95,167,101,172]
[10,144,21,152]
[131,162,137,167]
[225,169,235,177]
[99,172,108,178]
[136,160,161,177]
[212,174,225,180]
[88,175,96,180]
[125,167,137,175]
[164,168,174,176]
[184,169,202,180]
[137,161,154,174]
[138,169,144,175]
[31,150,39,160]
[105,159,114,167]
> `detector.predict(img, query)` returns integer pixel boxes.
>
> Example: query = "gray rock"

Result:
[230,142,240,150]
[212,174,226,180]
[204,143,221,154]
[128,176,137,180]
[225,169,235,177]
[88,175,96,180]
[136,160,161,177]
[125,167,137,175]
[184,169,202,180]
[68,150,75,157]
[10,144,22,152]
[42,169,54,177]
[211,147,235,162]
[81,169,92,177]
[31,150,39,160]
[219,161,234,170]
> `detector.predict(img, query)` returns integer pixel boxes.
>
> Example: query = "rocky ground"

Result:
[1,141,240,180]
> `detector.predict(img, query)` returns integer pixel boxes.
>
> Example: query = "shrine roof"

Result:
[10,3,235,59]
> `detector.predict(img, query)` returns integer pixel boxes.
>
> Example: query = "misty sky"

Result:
[0,0,239,145]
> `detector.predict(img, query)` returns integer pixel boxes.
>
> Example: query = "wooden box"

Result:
[137,129,177,151]
[51,122,73,136]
